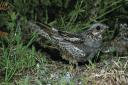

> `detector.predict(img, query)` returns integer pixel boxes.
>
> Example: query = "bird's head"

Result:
[89,23,108,38]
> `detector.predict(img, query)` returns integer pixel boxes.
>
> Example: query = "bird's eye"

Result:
[96,26,101,30]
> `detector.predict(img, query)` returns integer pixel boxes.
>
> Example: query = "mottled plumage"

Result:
[51,23,108,63]
[26,22,108,64]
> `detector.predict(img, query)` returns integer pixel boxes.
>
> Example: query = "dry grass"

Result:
[10,56,127,85]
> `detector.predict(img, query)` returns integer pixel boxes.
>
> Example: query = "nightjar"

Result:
[26,22,108,64]
[52,23,108,64]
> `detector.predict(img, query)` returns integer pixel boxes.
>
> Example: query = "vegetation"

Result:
[0,0,128,84]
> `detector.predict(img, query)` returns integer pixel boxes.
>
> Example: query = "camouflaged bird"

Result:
[51,23,108,64]
[26,22,108,64]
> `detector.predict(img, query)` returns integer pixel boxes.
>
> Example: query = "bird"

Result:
[26,22,108,64]
[50,23,108,64]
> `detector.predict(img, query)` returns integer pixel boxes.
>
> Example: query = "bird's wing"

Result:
[58,41,86,58]
[58,30,83,43]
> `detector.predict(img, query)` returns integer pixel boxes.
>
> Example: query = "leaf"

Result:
[0,31,8,37]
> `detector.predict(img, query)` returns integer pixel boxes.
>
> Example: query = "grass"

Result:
[0,0,128,84]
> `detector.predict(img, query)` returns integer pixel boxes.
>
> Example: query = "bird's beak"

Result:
[104,25,109,29]
[102,25,109,33]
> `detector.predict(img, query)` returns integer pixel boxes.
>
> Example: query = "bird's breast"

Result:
[84,38,102,48]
